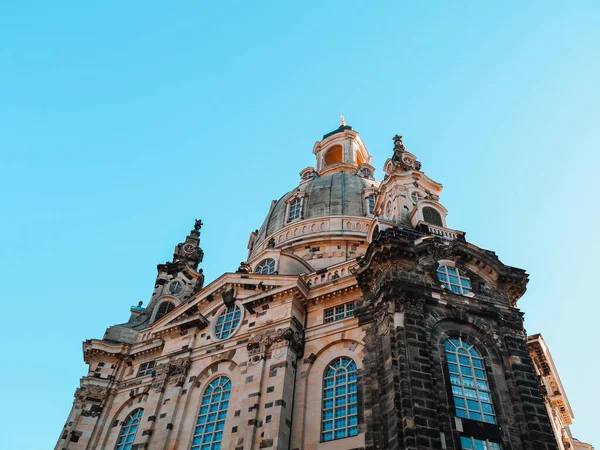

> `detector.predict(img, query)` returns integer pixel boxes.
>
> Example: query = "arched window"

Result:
[288,198,302,221]
[255,259,276,274]
[445,338,496,424]
[423,206,443,227]
[116,408,143,450]
[191,376,231,450]
[214,304,242,340]
[324,144,343,165]
[322,357,359,442]
[437,265,472,295]
[155,301,175,321]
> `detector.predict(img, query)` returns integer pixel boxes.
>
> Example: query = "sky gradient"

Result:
[1,2,598,448]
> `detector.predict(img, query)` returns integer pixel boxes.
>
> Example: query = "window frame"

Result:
[137,361,155,377]
[459,436,502,450]
[115,408,144,450]
[321,357,359,442]
[190,376,232,450]
[211,302,244,341]
[422,206,443,227]
[436,262,474,296]
[255,258,276,275]
[445,337,496,425]
[155,301,176,321]
[323,302,355,324]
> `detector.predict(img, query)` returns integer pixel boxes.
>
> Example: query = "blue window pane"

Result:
[446,338,496,424]
[464,388,477,399]
[460,436,474,449]
[192,377,230,450]
[322,357,358,442]
[335,386,346,396]
[483,415,496,424]
[472,359,484,368]
[456,408,468,418]
[474,440,486,450]
[467,400,479,410]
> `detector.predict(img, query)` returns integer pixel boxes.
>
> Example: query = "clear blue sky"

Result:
[1,2,598,448]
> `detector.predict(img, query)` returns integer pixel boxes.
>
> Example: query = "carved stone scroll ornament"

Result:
[151,357,191,391]
[247,327,304,363]
[75,384,110,403]
[74,384,112,418]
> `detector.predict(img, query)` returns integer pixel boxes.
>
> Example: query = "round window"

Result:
[214,303,243,340]
[411,191,422,203]
[436,265,472,294]
[255,259,276,275]
[168,280,183,295]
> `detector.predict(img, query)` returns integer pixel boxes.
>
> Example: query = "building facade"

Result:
[57,123,591,450]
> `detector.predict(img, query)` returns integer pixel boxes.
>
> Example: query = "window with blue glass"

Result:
[255,259,276,274]
[191,376,231,450]
[367,195,376,215]
[116,408,143,450]
[437,265,472,295]
[288,198,302,221]
[460,436,501,450]
[214,304,242,340]
[321,357,359,442]
[446,338,496,424]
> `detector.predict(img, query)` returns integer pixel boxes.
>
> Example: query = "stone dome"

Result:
[251,171,378,253]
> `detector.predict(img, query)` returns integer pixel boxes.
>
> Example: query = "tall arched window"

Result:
[155,301,175,321]
[116,408,144,450]
[322,357,359,442]
[445,338,496,424]
[191,376,231,450]
[423,206,443,227]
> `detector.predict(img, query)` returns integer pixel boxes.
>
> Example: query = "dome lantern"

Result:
[312,119,372,176]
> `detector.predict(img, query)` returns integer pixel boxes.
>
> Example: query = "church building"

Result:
[56,122,592,450]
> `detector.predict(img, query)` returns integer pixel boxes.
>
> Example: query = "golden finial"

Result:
[340,114,346,127]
